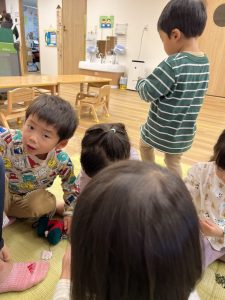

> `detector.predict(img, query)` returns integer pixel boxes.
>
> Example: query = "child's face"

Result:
[159,30,180,55]
[22,114,62,159]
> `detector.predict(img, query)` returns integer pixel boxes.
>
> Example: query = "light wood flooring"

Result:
[5,84,225,167]
[59,84,225,167]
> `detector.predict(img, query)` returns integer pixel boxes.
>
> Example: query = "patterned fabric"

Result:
[0,127,79,215]
[185,161,225,251]
[0,156,5,250]
[136,52,209,154]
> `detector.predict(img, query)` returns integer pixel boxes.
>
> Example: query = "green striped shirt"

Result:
[136,52,209,154]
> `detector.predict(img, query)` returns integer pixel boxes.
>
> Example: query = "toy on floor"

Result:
[37,216,65,245]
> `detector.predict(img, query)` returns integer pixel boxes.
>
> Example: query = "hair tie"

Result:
[110,128,116,133]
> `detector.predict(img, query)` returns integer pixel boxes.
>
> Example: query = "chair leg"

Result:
[0,113,9,128]
[17,117,22,124]
[75,93,83,106]
[103,104,109,117]
[76,105,81,119]
[91,105,99,123]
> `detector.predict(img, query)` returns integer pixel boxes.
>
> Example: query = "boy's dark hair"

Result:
[80,123,130,177]
[210,129,225,170]
[71,160,202,300]
[157,0,207,38]
[26,94,78,141]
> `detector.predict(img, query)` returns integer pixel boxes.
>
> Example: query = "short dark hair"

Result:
[157,0,207,37]
[4,13,12,22]
[210,129,225,170]
[71,160,202,300]
[26,94,78,141]
[80,123,131,177]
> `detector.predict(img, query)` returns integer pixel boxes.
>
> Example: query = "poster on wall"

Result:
[99,16,114,28]
[45,30,57,47]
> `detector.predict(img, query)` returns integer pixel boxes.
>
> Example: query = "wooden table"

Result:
[0,74,112,96]
[55,74,112,100]
[0,75,58,94]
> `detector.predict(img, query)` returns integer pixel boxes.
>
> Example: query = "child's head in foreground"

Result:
[23,94,78,158]
[157,0,207,55]
[71,160,202,300]
[80,122,131,177]
[210,129,225,182]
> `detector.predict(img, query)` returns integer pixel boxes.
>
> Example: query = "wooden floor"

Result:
[59,84,225,166]
[5,84,225,167]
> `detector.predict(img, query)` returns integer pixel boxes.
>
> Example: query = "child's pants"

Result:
[139,139,182,177]
[202,236,225,269]
[4,177,56,218]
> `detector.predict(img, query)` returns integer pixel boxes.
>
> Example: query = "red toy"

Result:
[37,216,65,245]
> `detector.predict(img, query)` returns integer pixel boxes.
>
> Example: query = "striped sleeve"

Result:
[136,60,175,102]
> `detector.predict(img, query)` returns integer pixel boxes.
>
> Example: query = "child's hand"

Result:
[200,218,224,238]
[0,244,11,262]
[63,216,72,235]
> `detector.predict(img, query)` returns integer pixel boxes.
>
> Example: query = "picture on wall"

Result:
[45,30,57,47]
[99,16,114,28]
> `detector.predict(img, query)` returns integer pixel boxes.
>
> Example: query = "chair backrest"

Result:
[98,85,111,104]
[7,87,34,114]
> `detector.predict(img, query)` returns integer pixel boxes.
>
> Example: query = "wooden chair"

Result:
[0,87,35,128]
[33,87,52,97]
[76,85,111,122]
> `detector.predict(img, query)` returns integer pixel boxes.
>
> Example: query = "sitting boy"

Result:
[0,94,79,234]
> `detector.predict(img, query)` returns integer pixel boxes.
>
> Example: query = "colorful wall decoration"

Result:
[99,16,114,28]
[44,30,57,47]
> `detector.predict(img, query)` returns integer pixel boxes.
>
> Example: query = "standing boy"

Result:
[0,94,79,233]
[136,0,209,176]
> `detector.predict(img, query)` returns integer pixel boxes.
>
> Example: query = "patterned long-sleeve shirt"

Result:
[0,127,79,215]
[185,161,225,251]
[136,52,209,154]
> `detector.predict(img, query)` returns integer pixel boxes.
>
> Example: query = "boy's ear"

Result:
[56,139,68,149]
[171,28,181,40]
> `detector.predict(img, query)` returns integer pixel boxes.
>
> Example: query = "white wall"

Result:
[37,0,169,76]
[87,0,169,75]
[6,0,169,75]
[38,0,61,75]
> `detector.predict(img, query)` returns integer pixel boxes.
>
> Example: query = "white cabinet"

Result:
[127,60,146,90]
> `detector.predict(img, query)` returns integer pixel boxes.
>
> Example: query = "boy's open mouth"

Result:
[27,144,36,151]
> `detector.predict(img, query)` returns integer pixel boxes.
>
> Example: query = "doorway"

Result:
[199,0,225,97]
[57,0,86,74]
[22,0,40,73]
